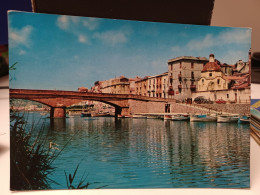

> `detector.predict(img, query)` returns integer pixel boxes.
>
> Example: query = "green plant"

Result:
[64,164,90,189]
[10,113,59,190]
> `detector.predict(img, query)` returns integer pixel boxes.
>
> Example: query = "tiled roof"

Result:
[201,61,221,72]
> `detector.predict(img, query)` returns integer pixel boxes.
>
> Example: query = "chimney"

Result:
[209,54,215,62]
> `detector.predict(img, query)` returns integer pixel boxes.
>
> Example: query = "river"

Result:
[25,112,250,189]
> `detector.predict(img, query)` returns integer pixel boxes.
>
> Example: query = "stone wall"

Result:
[196,103,250,114]
[171,103,209,114]
[128,99,173,114]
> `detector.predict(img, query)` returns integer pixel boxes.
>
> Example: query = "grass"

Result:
[10,112,60,190]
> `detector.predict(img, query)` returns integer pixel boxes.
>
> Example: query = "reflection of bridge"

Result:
[10,89,175,118]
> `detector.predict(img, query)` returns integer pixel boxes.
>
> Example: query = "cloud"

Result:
[19,50,26,55]
[82,18,99,30]
[57,16,70,30]
[218,28,251,45]
[186,28,251,51]
[220,50,248,64]
[78,34,89,44]
[93,29,131,46]
[9,25,33,48]
[187,34,214,51]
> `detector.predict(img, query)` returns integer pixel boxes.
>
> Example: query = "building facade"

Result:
[167,56,209,100]
[197,54,229,92]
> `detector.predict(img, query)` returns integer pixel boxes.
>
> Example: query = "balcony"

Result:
[190,85,196,92]
[168,90,174,95]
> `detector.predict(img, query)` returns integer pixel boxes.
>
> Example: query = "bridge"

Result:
[10,89,175,118]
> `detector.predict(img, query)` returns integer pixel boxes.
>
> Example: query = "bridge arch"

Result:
[10,90,130,118]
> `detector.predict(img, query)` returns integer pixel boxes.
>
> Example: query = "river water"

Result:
[26,112,250,189]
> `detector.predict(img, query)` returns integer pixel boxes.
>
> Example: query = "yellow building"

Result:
[198,54,228,92]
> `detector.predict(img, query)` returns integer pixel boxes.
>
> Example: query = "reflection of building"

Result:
[167,56,209,100]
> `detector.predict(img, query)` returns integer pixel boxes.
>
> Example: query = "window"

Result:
[227,94,229,98]
[191,71,194,78]
[202,79,204,83]
[209,73,212,77]
[191,62,194,69]
[217,79,220,84]
[180,62,182,69]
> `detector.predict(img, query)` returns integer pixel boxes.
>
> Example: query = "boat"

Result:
[238,115,250,123]
[133,114,147,119]
[81,112,91,117]
[147,114,163,119]
[171,114,190,121]
[217,114,239,123]
[164,115,172,120]
[190,114,217,122]
[91,112,111,117]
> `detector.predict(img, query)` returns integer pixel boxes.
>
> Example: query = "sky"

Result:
[8,11,251,91]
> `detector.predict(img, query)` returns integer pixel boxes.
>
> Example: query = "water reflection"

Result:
[25,113,249,189]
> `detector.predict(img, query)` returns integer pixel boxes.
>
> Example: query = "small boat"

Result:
[81,112,91,117]
[238,115,250,123]
[171,114,190,121]
[164,115,172,120]
[133,114,147,119]
[91,112,111,117]
[217,114,239,123]
[190,114,217,122]
[147,114,163,119]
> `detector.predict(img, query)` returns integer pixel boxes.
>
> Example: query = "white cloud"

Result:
[82,18,99,31]
[187,34,214,51]
[220,50,248,64]
[78,34,89,44]
[57,15,70,30]
[19,50,26,55]
[218,28,251,45]
[9,25,33,48]
[93,30,130,46]
[185,28,251,51]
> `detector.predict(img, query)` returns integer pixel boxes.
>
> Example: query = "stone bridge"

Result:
[10,89,176,118]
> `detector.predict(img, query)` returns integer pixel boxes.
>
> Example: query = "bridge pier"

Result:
[50,107,66,118]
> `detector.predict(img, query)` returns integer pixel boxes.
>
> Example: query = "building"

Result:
[135,76,149,96]
[197,54,229,92]
[167,56,209,100]
[194,54,250,103]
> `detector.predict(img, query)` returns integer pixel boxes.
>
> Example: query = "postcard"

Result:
[8,11,251,190]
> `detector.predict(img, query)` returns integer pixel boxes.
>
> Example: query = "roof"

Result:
[168,56,208,63]
[201,61,222,72]
[231,82,250,89]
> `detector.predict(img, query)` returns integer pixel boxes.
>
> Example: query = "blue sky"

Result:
[8,11,251,90]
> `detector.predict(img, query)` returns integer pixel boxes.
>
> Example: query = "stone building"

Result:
[194,54,250,103]
[197,54,229,92]
[135,76,149,96]
[167,56,208,100]
[99,76,131,94]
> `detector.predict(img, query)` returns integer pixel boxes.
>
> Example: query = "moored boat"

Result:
[164,115,172,120]
[133,114,147,119]
[171,114,190,121]
[239,115,250,123]
[81,112,91,117]
[217,114,239,123]
[190,114,217,122]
